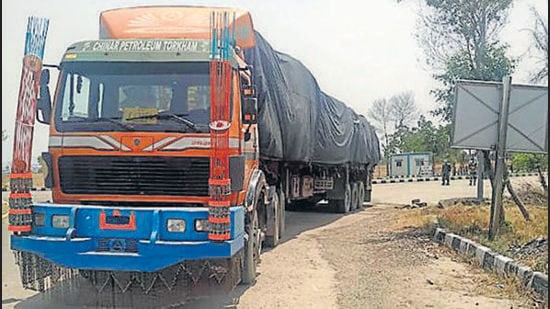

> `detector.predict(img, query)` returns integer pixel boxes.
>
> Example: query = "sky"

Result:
[2,0,547,166]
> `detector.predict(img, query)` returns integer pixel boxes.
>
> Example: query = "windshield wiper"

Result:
[66,115,135,131]
[126,112,198,132]
[93,117,135,131]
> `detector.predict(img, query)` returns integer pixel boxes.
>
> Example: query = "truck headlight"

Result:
[51,215,70,228]
[194,219,210,232]
[167,219,186,233]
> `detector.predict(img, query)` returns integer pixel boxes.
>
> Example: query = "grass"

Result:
[393,195,548,273]
[437,201,548,273]
[392,205,441,232]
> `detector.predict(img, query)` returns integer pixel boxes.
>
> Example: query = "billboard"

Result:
[451,80,548,154]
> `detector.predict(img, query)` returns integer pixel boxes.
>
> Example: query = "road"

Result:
[2,177,540,308]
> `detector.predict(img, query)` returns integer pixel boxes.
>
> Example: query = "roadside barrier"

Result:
[433,228,548,300]
[373,173,544,184]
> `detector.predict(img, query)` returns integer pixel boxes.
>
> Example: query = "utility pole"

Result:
[488,76,512,241]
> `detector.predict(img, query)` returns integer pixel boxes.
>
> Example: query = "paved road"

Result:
[1,177,541,308]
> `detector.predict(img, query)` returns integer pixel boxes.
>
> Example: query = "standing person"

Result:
[441,160,451,186]
[452,163,457,176]
[468,157,478,186]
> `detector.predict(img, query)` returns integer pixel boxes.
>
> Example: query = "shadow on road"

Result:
[10,202,350,309]
[13,278,242,309]
[277,201,349,245]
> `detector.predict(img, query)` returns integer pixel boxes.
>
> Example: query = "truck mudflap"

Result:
[10,204,245,295]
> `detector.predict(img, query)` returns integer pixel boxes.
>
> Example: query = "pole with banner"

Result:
[8,17,49,233]
[207,12,233,241]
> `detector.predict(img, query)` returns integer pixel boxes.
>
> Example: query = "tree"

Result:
[417,0,516,122]
[509,153,548,173]
[431,48,515,121]
[389,91,419,129]
[386,115,462,162]
[527,7,548,84]
[2,129,7,141]
[367,98,393,157]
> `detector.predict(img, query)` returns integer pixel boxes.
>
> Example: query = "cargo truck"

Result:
[9,5,380,299]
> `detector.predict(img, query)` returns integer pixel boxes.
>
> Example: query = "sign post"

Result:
[451,77,547,240]
[488,76,512,240]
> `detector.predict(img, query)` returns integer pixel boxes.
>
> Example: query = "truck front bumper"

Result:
[10,204,244,272]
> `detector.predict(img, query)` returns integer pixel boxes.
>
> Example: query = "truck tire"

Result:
[241,208,259,284]
[278,189,286,239]
[334,183,351,214]
[265,192,280,248]
[357,181,365,208]
[351,182,359,211]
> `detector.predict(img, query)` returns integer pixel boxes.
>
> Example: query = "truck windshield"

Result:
[54,62,219,133]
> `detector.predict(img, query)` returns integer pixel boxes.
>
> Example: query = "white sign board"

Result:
[418,166,433,176]
[451,80,548,154]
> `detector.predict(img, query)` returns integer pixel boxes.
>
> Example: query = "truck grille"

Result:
[59,156,210,196]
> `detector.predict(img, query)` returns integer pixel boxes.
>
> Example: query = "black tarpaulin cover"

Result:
[244,31,380,166]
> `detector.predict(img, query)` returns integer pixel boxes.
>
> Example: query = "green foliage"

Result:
[419,0,516,123]
[431,47,516,122]
[386,115,464,162]
[2,129,7,141]
[509,153,548,172]
[527,7,548,84]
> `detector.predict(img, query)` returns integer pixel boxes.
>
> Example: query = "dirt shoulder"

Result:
[315,204,538,308]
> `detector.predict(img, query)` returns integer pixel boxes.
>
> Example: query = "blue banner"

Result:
[24,16,49,58]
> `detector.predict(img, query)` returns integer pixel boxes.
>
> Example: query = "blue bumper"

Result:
[10,204,245,272]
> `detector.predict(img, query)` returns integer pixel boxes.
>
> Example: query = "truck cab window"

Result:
[61,73,91,120]
[118,85,173,110]
[187,85,210,123]
[54,62,215,132]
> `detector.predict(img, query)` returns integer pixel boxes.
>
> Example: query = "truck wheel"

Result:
[278,189,286,239]
[335,183,351,214]
[265,192,280,248]
[351,182,359,211]
[357,181,365,208]
[242,208,259,284]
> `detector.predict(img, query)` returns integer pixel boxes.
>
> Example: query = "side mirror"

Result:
[37,69,52,124]
[242,97,258,125]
